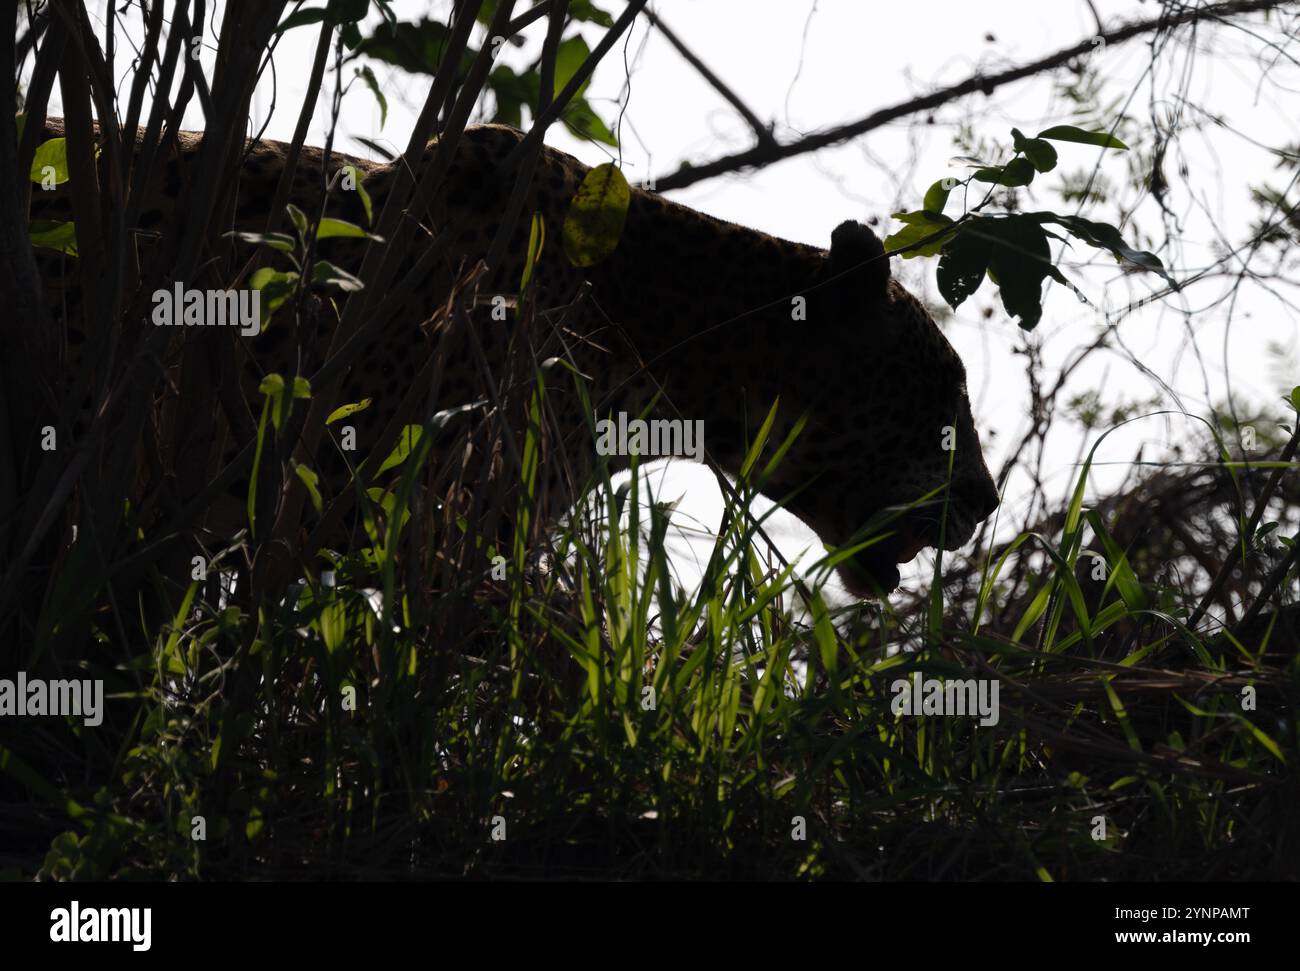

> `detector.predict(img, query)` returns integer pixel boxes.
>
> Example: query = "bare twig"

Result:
[642,9,777,150]
[1233,536,1300,640]
[650,0,1292,190]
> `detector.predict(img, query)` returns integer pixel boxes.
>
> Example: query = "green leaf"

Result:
[487,65,538,128]
[30,137,70,185]
[1233,714,1287,763]
[337,163,374,225]
[248,392,272,533]
[553,35,594,97]
[224,230,296,252]
[355,65,388,128]
[250,267,296,291]
[1011,127,1058,173]
[562,100,617,146]
[1009,154,1045,181]
[973,157,1035,187]
[249,267,300,321]
[1086,510,1148,611]
[429,400,487,434]
[378,424,423,474]
[923,178,956,215]
[327,0,369,23]
[552,36,617,146]
[367,486,411,535]
[259,372,307,433]
[1037,125,1129,150]
[275,0,368,35]
[810,592,838,675]
[327,398,373,424]
[936,229,989,310]
[316,217,381,241]
[29,219,78,256]
[1103,682,1142,753]
[277,7,329,33]
[568,0,614,26]
[355,174,373,226]
[1033,212,1174,286]
[562,163,630,267]
[973,215,1054,329]
[1290,386,1300,412]
[294,462,324,514]
[883,210,956,258]
[311,259,365,291]
[353,19,472,76]
[1013,579,1054,643]
[521,211,545,293]
[286,203,308,238]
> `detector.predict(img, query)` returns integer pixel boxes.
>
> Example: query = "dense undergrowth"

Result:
[4,0,1298,883]
[3,295,1297,881]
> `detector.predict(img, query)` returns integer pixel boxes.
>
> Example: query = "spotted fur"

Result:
[30,120,998,593]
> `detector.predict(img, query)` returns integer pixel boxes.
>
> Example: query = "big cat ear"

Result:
[827,220,891,297]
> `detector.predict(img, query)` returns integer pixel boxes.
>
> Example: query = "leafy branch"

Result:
[884,125,1173,330]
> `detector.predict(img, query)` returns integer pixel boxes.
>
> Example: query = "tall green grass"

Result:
[2,303,1297,882]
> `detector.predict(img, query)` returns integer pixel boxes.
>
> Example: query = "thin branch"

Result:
[487,0,649,271]
[1083,0,1104,37]
[505,0,552,37]
[0,0,53,542]
[264,18,334,233]
[651,0,1292,191]
[643,9,777,150]
[1234,540,1300,640]
[537,0,567,113]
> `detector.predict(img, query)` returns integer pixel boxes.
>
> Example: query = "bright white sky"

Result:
[50,0,1300,605]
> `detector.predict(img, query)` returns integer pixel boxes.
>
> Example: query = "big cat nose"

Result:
[956,468,1000,521]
